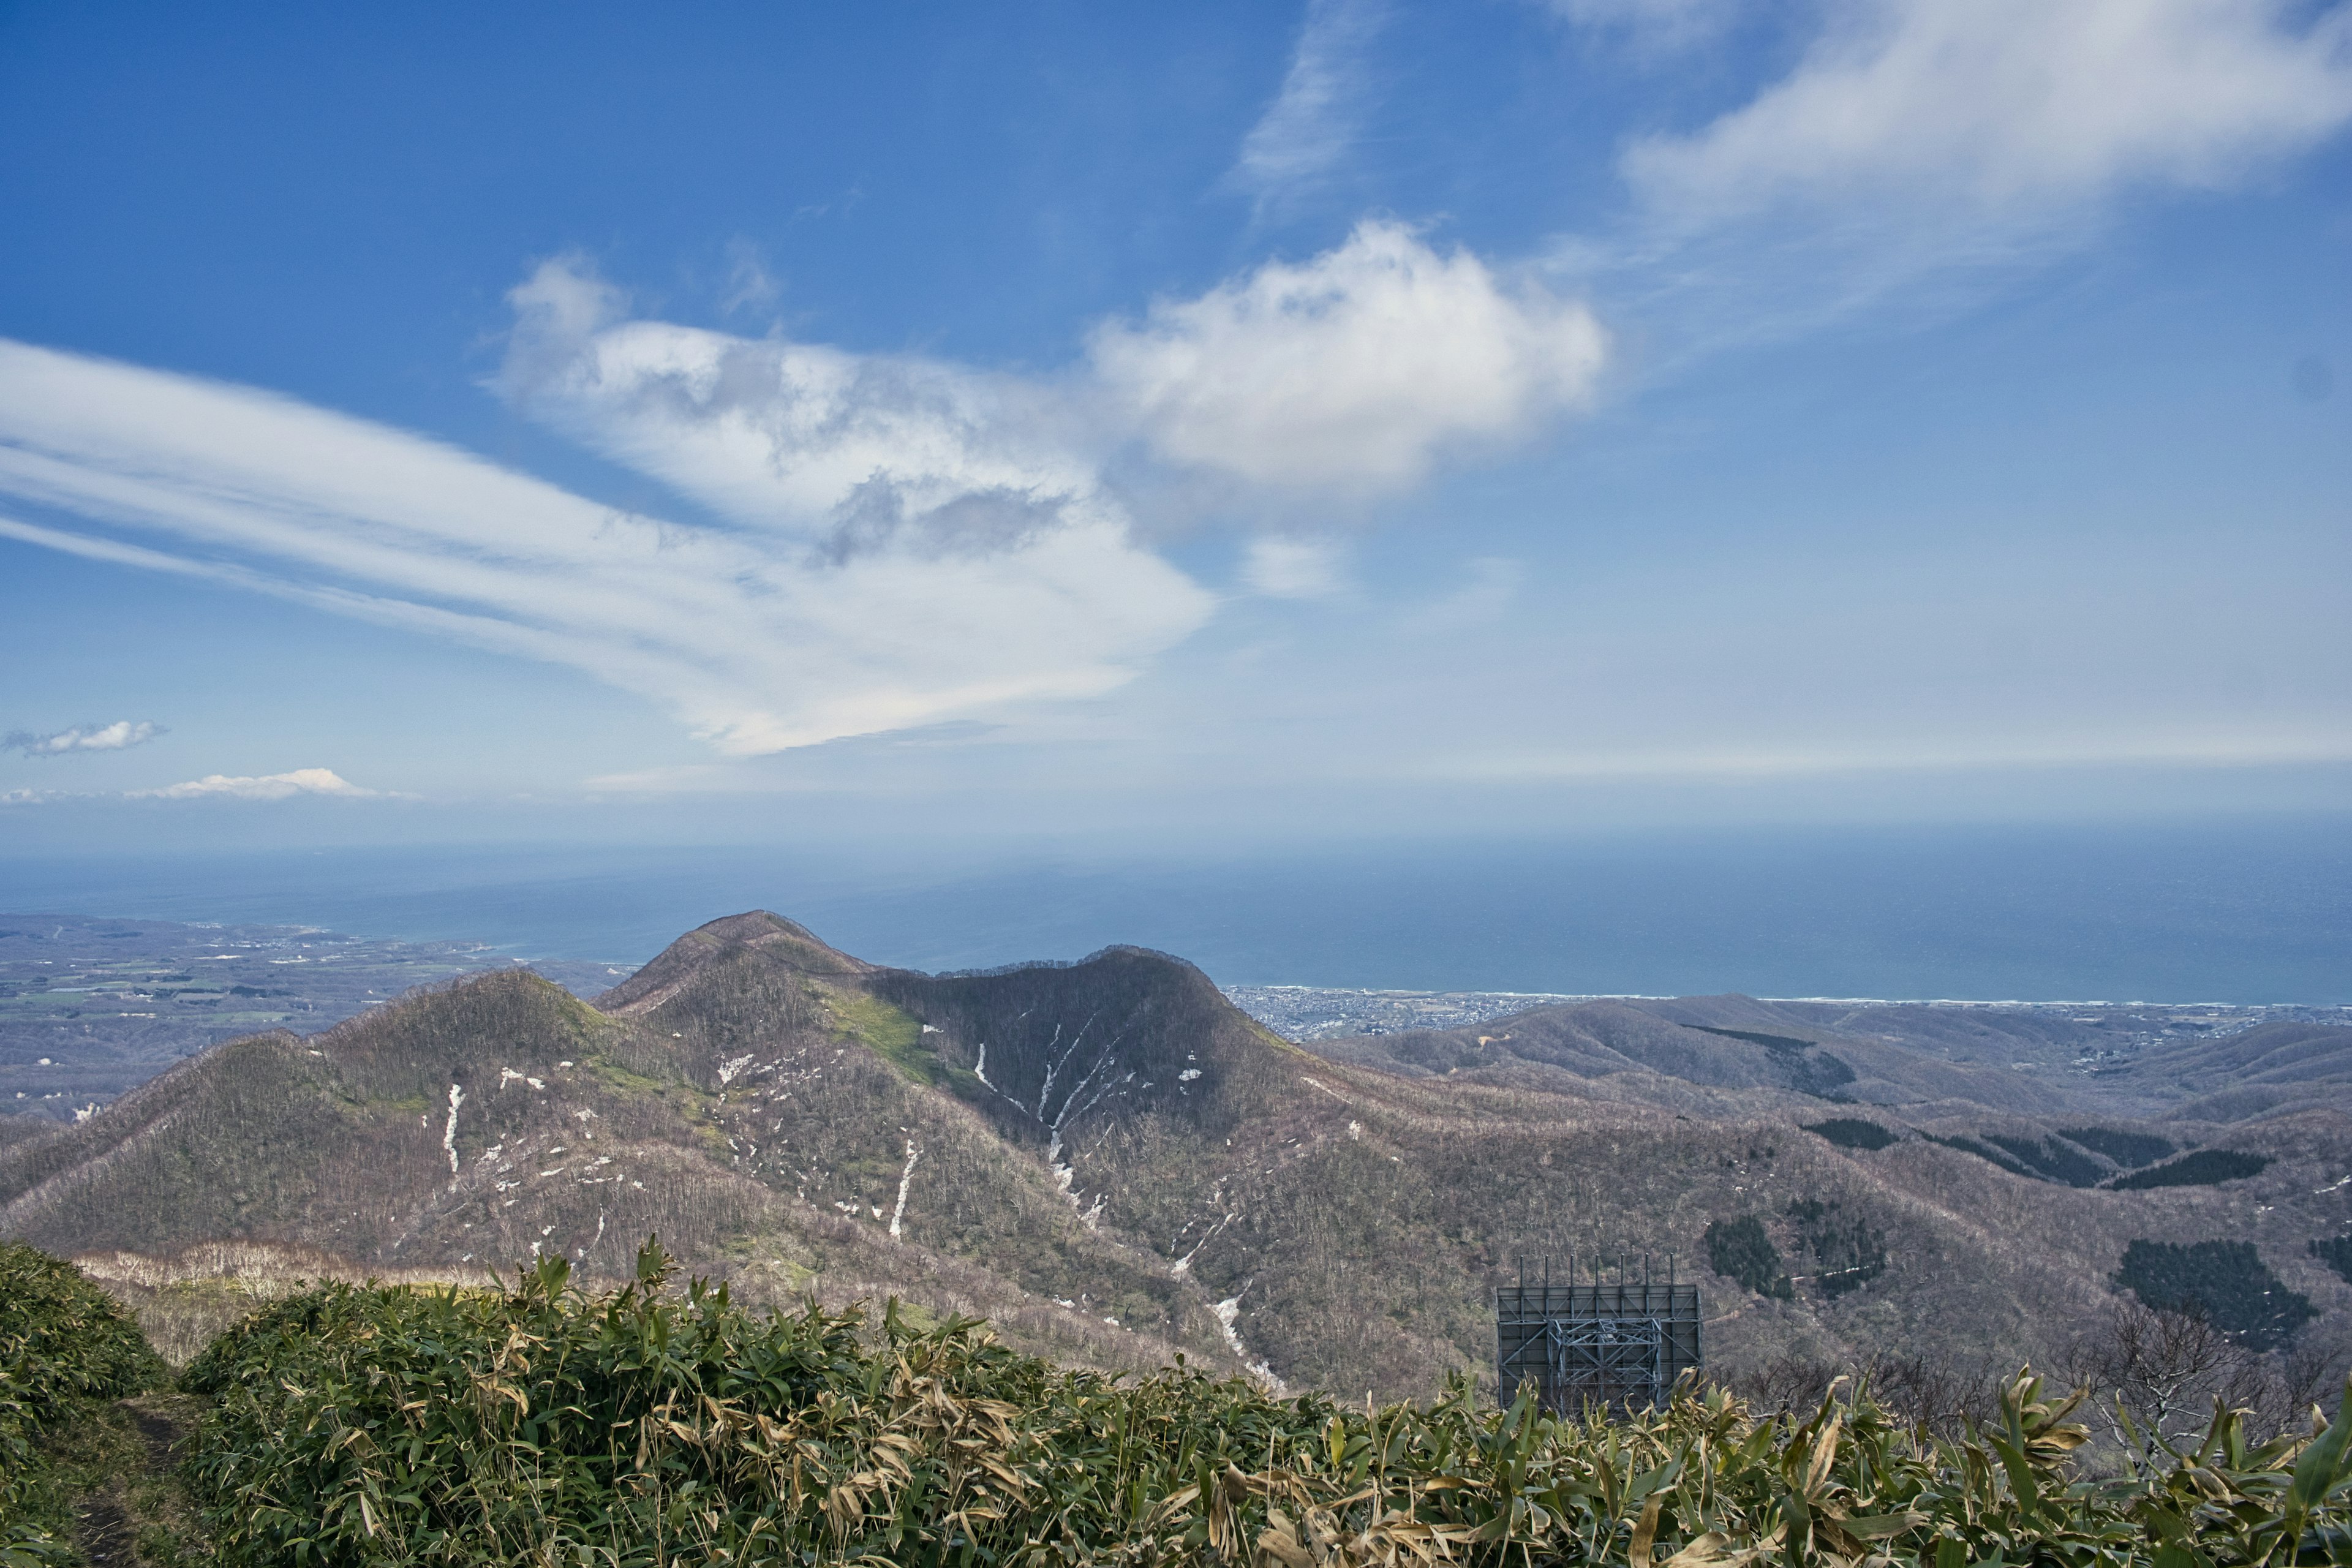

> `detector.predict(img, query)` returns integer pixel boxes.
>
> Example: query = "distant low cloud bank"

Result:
[127,767,384,801]
[3,719,162,756]
[1,766,397,806]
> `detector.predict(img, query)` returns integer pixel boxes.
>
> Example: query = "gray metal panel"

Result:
[1496,1280,1702,1414]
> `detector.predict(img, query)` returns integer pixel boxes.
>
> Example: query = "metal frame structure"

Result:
[1496,1259,1701,1415]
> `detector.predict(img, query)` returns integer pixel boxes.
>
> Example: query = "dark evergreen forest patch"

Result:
[2057,1126,2173,1169]
[2105,1150,2269,1191]
[1690,1027,1817,1052]
[1981,1133,2105,1188]
[1924,1133,2038,1179]
[2114,1240,2315,1351]
[2310,1235,2352,1286]
[1786,1198,1888,1298]
[1705,1215,1792,1300]
[1803,1118,1898,1152]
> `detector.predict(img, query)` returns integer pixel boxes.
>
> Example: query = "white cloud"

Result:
[0,235,1605,767]
[3,719,163,756]
[719,238,780,316]
[1231,0,1389,205]
[0,332,1213,756]
[127,767,383,801]
[1240,536,1350,600]
[1624,0,2352,233]
[1549,0,1741,53]
[1403,556,1524,633]
[1090,222,1606,490]
[502,258,1110,551]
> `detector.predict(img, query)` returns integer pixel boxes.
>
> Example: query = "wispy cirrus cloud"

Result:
[1546,0,1742,54]
[1623,0,2352,236]
[1523,0,2352,366]
[1240,536,1351,600]
[0,333,1207,756]
[1229,0,1389,211]
[2,719,163,756]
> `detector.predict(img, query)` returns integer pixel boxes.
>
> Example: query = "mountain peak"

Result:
[597,910,872,1015]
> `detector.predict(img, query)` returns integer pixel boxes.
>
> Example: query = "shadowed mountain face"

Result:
[6,912,2350,1400]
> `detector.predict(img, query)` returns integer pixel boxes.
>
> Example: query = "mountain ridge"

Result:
[6,910,2347,1401]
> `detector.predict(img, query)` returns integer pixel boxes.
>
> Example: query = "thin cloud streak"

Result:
[1240,536,1350,600]
[1229,0,1389,209]
[2,720,163,756]
[1623,0,2352,232]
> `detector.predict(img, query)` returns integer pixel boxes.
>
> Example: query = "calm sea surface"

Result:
[2,818,2346,1003]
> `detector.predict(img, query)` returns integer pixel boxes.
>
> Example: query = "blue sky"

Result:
[2,0,2348,854]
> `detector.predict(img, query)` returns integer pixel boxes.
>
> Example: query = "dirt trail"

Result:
[69,1394,202,1568]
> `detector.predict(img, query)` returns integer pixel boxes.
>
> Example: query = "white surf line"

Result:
[442,1084,466,1177]
[889,1139,922,1240]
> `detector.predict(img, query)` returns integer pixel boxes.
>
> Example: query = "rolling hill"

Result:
[5,911,2347,1402]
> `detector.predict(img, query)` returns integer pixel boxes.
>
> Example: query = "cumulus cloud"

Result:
[502,258,1112,554]
[127,767,383,801]
[1090,221,1605,490]
[1230,0,1389,206]
[1624,0,2352,234]
[2,719,163,756]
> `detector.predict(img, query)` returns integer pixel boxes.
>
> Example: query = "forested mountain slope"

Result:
[6,911,2347,1403]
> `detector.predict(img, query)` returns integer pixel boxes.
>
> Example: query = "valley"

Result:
[0,915,633,1118]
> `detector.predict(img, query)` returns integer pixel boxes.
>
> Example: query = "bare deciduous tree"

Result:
[2060,1299,2346,1456]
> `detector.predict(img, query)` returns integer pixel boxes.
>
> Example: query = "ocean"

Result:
[1,816,2346,1003]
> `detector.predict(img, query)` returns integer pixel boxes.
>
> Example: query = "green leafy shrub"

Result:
[2106,1150,2269,1191]
[176,1238,2352,1567]
[1704,1215,1792,1300]
[0,1242,165,1562]
[2114,1240,2316,1351]
[1802,1118,1898,1152]
[2058,1126,2174,1169]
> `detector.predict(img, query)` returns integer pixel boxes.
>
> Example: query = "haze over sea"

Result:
[5,815,2345,1005]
